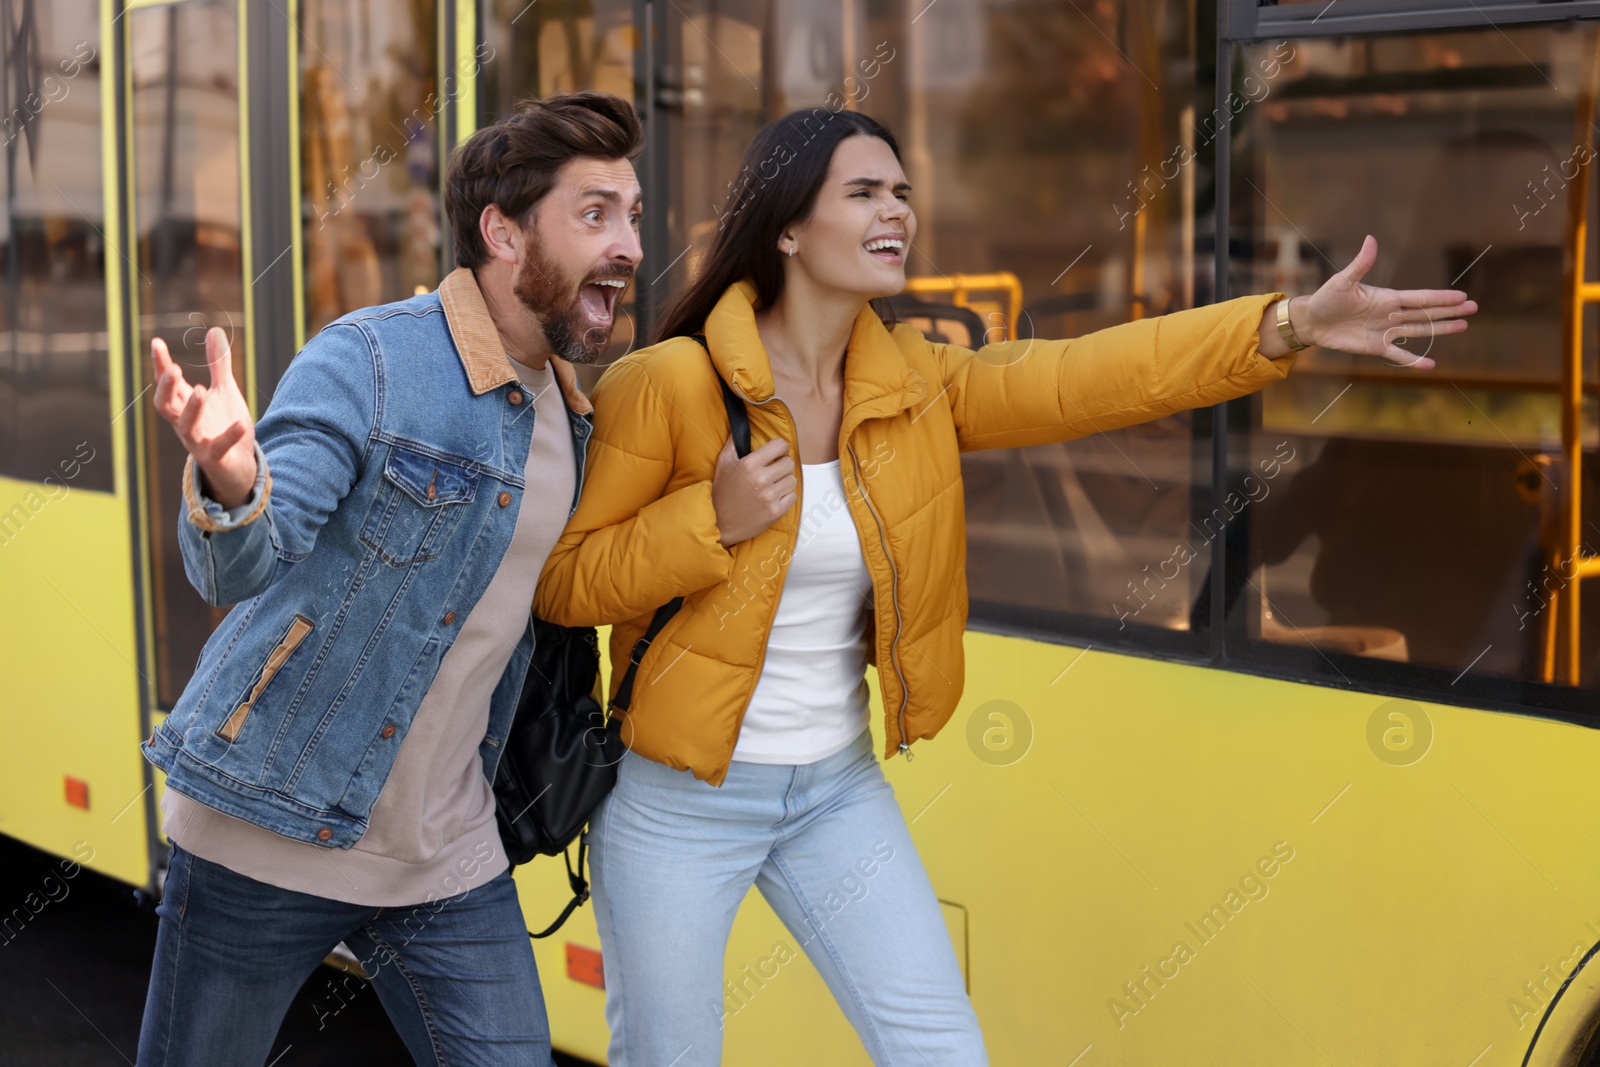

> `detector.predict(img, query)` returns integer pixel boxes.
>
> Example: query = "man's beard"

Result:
[512,242,629,366]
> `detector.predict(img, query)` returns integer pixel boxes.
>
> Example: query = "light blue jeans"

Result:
[587,728,986,1065]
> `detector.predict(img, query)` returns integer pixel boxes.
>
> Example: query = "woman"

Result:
[534,110,1474,1064]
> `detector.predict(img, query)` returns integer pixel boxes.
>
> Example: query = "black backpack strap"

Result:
[608,334,749,714]
[529,840,591,939]
[609,594,683,713]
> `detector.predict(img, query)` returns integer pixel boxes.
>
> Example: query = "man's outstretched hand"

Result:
[152,326,257,509]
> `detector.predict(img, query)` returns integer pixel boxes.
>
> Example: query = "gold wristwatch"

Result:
[1276,297,1309,352]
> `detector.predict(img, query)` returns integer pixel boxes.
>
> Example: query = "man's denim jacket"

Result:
[143,268,594,849]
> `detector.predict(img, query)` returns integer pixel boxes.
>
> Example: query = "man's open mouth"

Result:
[579,277,629,328]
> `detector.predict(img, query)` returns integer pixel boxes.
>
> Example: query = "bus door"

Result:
[124,0,250,726]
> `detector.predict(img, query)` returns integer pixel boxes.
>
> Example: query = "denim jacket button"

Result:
[442,611,456,625]
[381,724,396,739]
[497,491,512,507]
[316,828,333,842]
[508,390,524,406]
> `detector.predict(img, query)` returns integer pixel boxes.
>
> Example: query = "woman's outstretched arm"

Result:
[930,235,1476,452]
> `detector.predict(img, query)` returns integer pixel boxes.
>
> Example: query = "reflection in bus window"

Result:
[129,0,245,708]
[478,0,634,108]
[0,0,111,491]
[1234,26,1600,691]
[299,0,440,339]
[656,0,1213,641]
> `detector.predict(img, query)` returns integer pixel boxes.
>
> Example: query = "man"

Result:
[137,91,643,1066]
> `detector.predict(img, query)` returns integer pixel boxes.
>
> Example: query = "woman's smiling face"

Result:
[783,134,917,302]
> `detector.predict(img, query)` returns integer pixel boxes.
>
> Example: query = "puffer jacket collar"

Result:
[703,280,927,428]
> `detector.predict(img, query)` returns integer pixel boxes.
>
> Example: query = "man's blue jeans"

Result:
[136,844,552,1066]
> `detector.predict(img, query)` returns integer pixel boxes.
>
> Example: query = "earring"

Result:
[788,245,796,257]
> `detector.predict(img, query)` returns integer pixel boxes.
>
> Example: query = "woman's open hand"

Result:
[1281,235,1478,370]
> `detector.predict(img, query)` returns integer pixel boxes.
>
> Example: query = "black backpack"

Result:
[492,337,749,937]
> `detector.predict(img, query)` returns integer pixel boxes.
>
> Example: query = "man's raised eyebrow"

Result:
[844,177,912,192]
[580,186,645,208]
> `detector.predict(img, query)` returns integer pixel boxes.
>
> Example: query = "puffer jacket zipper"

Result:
[721,388,804,770]
[727,370,913,764]
[846,440,912,761]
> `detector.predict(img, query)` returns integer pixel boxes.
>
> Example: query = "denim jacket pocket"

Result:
[359,443,480,566]
[218,614,314,742]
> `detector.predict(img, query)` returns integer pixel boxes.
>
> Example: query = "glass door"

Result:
[126,0,248,709]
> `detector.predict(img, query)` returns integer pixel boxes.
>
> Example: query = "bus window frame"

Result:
[1237,0,1600,41]
[1212,5,1600,719]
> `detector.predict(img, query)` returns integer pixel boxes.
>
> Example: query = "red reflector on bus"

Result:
[566,943,604,989]
[64,776,89,810]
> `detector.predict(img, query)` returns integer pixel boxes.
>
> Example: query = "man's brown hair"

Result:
[445,91,643,269]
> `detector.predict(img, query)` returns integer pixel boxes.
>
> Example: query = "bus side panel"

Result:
[919,632,1594,1066]
[517,629,1600,1064]
[0,475,149,889]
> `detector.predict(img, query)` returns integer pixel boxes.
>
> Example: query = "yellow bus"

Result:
[5,0,1600,1062]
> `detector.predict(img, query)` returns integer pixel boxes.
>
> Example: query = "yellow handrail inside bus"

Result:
[1544,41,1600,685]
[904,272,1023,343]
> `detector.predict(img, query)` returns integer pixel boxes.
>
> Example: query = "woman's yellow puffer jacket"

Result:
[536,280,1292,785]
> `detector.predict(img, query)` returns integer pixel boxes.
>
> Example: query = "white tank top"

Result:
[731,460,873,764]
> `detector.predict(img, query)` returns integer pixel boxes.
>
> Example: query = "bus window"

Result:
[650,0,767,303]
[1231,25,1600,695]
[299,0,441,340]
[940,0,1210,644]
[129,0,245,708]
[477,0,635,109]
[0,0,111,492]
[653,0,1213,647]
